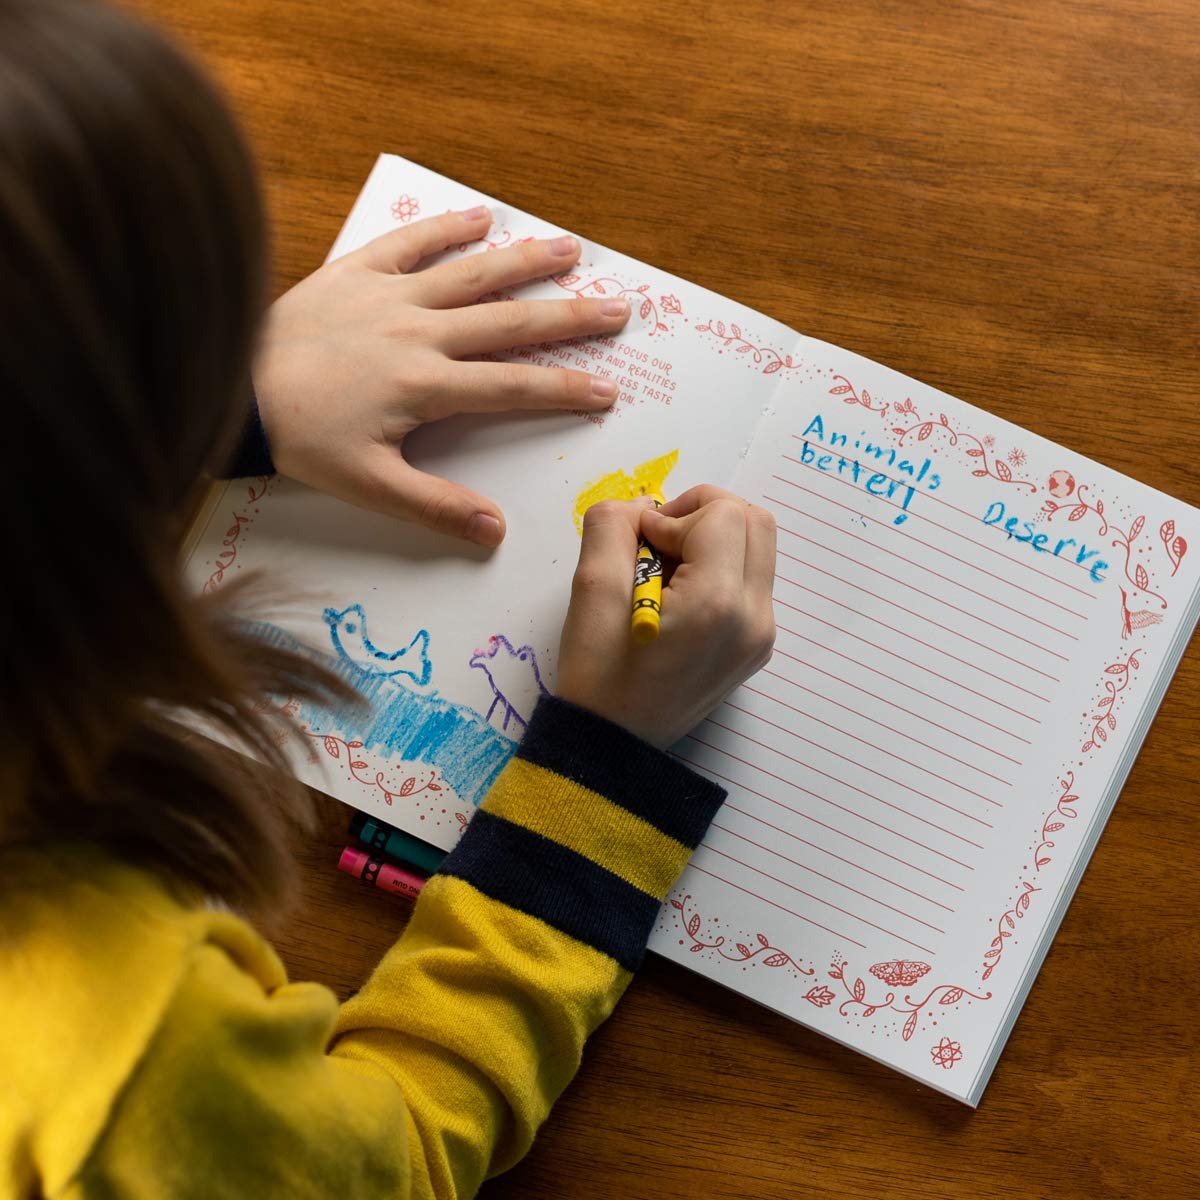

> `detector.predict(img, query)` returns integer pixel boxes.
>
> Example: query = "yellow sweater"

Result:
[0,698,724,1199]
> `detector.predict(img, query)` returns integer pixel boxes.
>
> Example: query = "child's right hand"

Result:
[557,486,777,750]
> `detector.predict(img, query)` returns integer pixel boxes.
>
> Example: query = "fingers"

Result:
[357,448,506,547]
[641,499,747,583]
[568,500,645,639]
[349,207,493,274]
[433,295,631,357]
[403,234,583,309]
[658,483,740,520]
[415,361,617,421]
[742,503,778,605]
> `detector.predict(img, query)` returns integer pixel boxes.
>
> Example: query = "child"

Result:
[0,2,777,1197]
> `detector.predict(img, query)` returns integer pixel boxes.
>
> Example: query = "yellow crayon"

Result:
[631,489,665,644]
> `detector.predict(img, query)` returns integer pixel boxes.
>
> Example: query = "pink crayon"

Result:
[337,846,425,902]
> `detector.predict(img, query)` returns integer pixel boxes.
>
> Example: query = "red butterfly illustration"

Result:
[1120,587,1163,639]
[869,960,931,987]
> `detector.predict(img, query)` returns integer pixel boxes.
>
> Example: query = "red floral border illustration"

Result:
[1081,650,1142,752]
[670,893,814,976]
[667,893,990,1044]
[202,476,274,593]
[1041,486,1170,610]
[307,729,455,809]
[553,273,676,334]
[891,412,1037,493]
[828,374,889,415]
[818,957,990,1042]
[695,319,800,374]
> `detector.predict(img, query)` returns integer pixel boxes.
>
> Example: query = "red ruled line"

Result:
[709,823,948,933]
[716,806,958,912]
[742,683,1007,803]
[723,704,996,827]
[758,667,1016,784]
[687,864,868,950]
[770,508,1080,636]
[778,549,1063,681]
[701,845,938,954]
[777,528,1074,658]
[774,604,1040,727]
[708,714,988,848]
[773,631,1032,748]
[780,453,1101,593]
[766,486,1091,618]
[676,750,966,891]
[776,572,1053,702]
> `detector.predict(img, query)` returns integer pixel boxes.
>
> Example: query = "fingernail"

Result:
[591,378,617,400]
[460,205,489,220]
[466,513,503,547]
[549,235,578,257]
[600,298,630,317]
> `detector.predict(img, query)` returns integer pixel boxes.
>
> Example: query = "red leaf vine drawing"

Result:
[668,894,814,975]
[891,415,1037,492]
[1041,486,1167,610]
[1160,520,1188,577]
[892,396,920,418]
[203,476,274,593]
[308,731,452,811]
[1033,771,1082,872]
[695,319,800,374]
[1081,651,1141,752]
[828,374,889,414]
[661,293,683,315]
[825,960,991,1039]
[553,274,671,333]
[981,880,1040,981]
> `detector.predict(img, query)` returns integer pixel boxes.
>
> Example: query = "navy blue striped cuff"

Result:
[517,696,726,849]
[439,809,661,972]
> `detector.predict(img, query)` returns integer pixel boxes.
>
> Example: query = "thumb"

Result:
[365,453,506,547]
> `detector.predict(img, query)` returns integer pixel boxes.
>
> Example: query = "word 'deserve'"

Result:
[800,414,941,525]
[981,500,1109,583]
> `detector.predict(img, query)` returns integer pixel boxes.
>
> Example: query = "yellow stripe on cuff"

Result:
[481,757,692,901]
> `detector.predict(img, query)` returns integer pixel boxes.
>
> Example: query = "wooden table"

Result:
[137,1,1199,1195]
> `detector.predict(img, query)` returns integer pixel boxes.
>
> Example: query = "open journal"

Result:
[183,156,1200,1105]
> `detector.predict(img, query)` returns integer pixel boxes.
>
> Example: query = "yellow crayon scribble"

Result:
[572,449,679,535]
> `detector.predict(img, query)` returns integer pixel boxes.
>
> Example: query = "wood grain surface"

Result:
[136,1,1199,1196]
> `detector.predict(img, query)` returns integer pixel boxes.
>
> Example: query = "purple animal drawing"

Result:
[469,635,550,733]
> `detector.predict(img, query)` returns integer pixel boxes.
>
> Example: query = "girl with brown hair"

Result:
[0,2,776,1196]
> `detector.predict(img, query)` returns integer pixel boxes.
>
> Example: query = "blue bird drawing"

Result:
[323,603,432,688]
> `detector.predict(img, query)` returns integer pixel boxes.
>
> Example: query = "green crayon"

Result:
[347,811,447,876]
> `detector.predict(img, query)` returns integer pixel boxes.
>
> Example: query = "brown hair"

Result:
[0,0,348,909]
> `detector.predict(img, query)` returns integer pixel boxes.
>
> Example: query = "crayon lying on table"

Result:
[338,846,425,902]
[347,810,448,876]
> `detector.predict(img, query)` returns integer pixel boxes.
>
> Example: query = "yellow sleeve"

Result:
[71,697,725,1200]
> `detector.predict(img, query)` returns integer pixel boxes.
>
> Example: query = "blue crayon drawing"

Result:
[248,610,518,809]
[324,603,432,687]
[469,635,550,733]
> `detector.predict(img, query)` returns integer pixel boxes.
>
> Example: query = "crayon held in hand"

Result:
[631,490,665,644]
[338,845,425,902]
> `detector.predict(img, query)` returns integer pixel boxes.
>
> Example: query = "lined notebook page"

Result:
[650,347,1200,1103]
[183,156,1200,1106]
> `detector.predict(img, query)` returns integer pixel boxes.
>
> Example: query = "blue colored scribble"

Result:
[248,615,517,808]
[469,635,550,734]
[324,603,432,686]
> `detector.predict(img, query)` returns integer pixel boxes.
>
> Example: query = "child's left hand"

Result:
[252,207,629,547]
